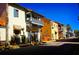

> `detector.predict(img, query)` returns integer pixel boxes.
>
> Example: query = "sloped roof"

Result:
[8,3,29,12]
[8,3,44,17]
[54,21,63,26]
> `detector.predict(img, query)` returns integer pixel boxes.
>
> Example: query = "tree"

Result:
[74,30,79,38]
[66,24,72,38]
[66,24,71,32]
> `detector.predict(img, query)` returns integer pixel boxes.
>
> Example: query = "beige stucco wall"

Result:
[0,28,6,41]
[51,21,59,41]
[7,5,27,41]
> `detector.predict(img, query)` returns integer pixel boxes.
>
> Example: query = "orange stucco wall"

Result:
[0,3,7,27]
[40,17,51,42]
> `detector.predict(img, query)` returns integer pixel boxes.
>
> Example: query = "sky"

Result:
[19,3,79,30]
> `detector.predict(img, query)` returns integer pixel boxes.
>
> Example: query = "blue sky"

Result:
[19,3,79,30]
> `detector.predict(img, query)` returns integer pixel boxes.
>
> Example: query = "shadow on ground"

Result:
[0,44,79,55]
[57,38,79,42]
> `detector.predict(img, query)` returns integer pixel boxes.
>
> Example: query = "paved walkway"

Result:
[41,41,79,46]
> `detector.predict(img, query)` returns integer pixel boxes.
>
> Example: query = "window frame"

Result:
[14,8,19,17]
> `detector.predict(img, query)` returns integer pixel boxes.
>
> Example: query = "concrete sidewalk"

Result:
[41,41,79,46]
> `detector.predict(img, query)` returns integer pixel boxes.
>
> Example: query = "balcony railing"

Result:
[58,27,63,32]
[30,18,44,26]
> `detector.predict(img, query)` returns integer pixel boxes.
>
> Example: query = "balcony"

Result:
[30,18,44,26]
[58,27,63,32]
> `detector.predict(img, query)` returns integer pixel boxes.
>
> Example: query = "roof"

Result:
[8,3,44,17]
[54,21,63,26]
[31,11,44,17]
[8,3,29,12]
[26,8,44,17]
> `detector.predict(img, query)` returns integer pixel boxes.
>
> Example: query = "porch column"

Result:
[25,32,29,39]
[38,29,41,42]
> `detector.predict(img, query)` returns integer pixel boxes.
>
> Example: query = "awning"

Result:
[13,25,22,30]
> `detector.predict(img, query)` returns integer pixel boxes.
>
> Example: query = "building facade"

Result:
[51,21,59,41]
[0,3,8,43]
[25,10,44,42]
[0,3,44,45]
[7,4,27,42]
[0,3,73,45]
[0,3,28,44]
[57,22,64,39]
[40,17,51,42]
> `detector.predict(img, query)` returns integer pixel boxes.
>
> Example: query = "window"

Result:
[14,8,19,17]
[33,17,37,20]
[55,31,57,34]
[26,14,30,18]
[37,17,40,20]
[26,14,30,21]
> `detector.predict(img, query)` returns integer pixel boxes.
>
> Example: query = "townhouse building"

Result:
[51,21,59,41]
[0,3,44,45]
[0,3,70,45]
[25,10,44,42]
[40,17,51,42]
[0,3,28,44]
[57,22,64,39]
